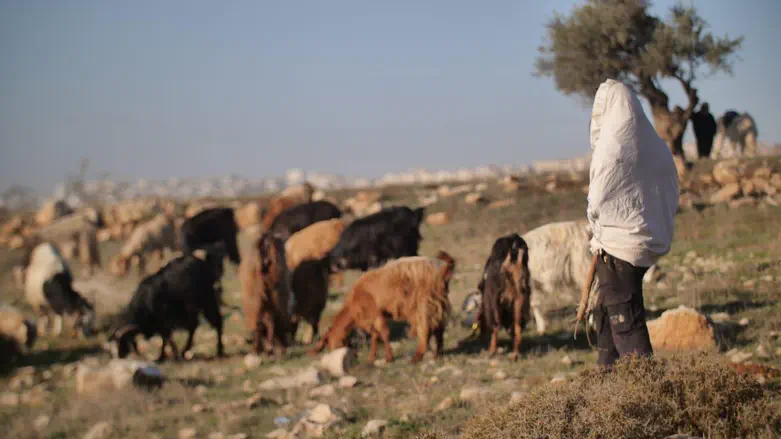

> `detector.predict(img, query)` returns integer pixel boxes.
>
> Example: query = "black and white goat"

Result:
[108,244,226,362]
[24,242,95,338]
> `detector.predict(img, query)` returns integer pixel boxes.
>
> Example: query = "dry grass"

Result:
[451,354,781,439]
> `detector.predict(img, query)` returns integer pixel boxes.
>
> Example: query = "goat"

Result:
[313,251,455,364]
[238,233,292,356]
[266,200,342,241]
[110,213,177,277]
[284,218,346,272]
[179,207,241,265]
[108,245,225,361]
[24,242,95,338]
[473,234,531,360]
[329,206,425,272]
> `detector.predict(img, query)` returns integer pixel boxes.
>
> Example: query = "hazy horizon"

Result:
[2,0,779,193]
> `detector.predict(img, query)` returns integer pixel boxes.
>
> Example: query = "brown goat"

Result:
[284,218,346,271]
[473,234,531,360]
[238,232,292,356]
[313,251,455,363]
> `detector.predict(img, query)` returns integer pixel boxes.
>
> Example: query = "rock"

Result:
[310,384,336,398]
[266,430,289,439]
[246,393,281,409]
[550,375,567,385]
[0,392,20,407]
[739,318,750,327]
[646,306,718,352]
[192,404,206,413]
[493,370,507,381]
[710,183,741,204]
[729,351,753,364]
[179,427,197,439]
[318,347,356,378]
[465,192,488,205]
[429,376,439,384]
[259,367,323,391]
[83,422,114,439]
[243,354,262,370]
[361,419,388,437]
[196,385,208,396]
[435,365,464,377]
[337,376,358,388]
[34,414,50,430]
[435,396,455,412]
[425,212,450,226]
[561,354,574,367]
[752,166,772,180]
[309,403,341,424]
[487,199,516,210]
[459,387,490,402]
[712,159,742,185]
[729,197,757,209]
[76,360,164,393]
[756,345,770,359]
[510,391,524,404]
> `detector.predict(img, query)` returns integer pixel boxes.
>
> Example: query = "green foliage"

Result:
[535,0,742,106]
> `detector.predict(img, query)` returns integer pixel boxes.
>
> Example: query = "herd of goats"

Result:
[2,181,613,368]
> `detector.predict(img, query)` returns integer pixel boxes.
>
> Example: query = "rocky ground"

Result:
[1,157,781,438]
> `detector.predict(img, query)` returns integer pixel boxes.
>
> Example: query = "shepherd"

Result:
[576,79,679,367]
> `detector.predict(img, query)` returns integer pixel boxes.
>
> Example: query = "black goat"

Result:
[108,245,226,362]
[329,206,425,272]
[267,200,342,241]
[180,207,241,265]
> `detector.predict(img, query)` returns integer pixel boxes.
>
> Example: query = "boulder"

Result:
[361,419,388,437]
[309,384,336,398]
[646,306,718,352]
[258,367,322,391]
[243,354,262,370]
[487,199,516,210]
[712,159,742,185]
[83,422,114,439]
[710,183,741,204]
[425,212,450,226]
[318,347,356,378]
[338,376,358,388]
[465,192,489,205]
[459,387,490,402]
[76,360,164,394]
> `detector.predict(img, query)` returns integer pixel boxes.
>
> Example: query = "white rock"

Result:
[550,374,567,385]
[310,384,336,398]
[0,392,19,407]
[76,360,163,394]
[361,419,388,437]
[318,347,356,377]
[243,354,262,370]
[258,367,322,391]
[739,318,750,327]
[756,345,770,359]
[493,370,507,380]
[459,387,490,402]
[729,351,753,364]
[309,403,340,424]
[34,415,50,430]
[510,391,524,404]
[266,430,289,439]
[561,354,574,367]
[435,396,455,412]
[338,376,358,388]
[83,422,114,439]
[179,427,197,439]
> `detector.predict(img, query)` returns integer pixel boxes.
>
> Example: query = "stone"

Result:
[361,419,388,437]
[179,428,197,439]
[729,351,753,364]
[192,404,206,413]
[243,354,262,370]
[561,354,574,367]
[710,183,741,204]
[0,392,20,407]
[739,318,750,327]
[712,159,742,185]
[310,384,336,398]
[465,192,488,205]
[196,385,208,396]
[510,391,524,404]
[246,393,281,409]
[729,197,757,209]
[435,396,455,412]
[550,375,567,385]
[493,370,507,381]
[318,347,356,378]
[259,367,322,391]
[489,359,500,367]
[646,306,718,352]
[425,212,450,226]
[459,387,490,402]
[309,403,340,424]
[338,376,358,388]
[76,360,164,394]
[34,415,50,430]
[487,199,516,210]
[756,345,770,359]
[266,430,289,439]
[83,422,114,439]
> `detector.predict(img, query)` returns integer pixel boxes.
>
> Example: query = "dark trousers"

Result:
[593,250,653,366]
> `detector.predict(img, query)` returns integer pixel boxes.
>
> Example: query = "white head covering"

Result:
[586,79,679,267]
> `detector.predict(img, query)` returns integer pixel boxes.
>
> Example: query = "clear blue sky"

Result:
[1,0,779,192]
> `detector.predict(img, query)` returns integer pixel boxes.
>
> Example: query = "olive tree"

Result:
[535,0,742,156]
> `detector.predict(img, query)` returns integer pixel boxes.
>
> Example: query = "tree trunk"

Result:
[650,104,686,157]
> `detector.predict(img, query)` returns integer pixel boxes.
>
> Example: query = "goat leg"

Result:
[510,298,523,361]
[572,253,599,340]
[488,328,499,356]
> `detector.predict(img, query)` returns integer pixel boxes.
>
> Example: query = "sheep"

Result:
[110,213,177,277]
[329,206,425,272]
[107,245,226,361]
[239,232,292,356]
[284,218,346,271]
[24,242,96,338]
[313,251,455,364]
[179,207,241,265]
[35,207,103,276]
[472,234,531,360]
[266,200,342,241]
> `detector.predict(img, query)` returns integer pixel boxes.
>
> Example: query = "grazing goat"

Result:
[24,242,95,338]
[108,245,226,361]
[329,206,425,272]
[239,233,292,356]
[284,218,346,271]
[473,234,531,360]
[111,213,177,277]
[266,200,342,241]
[521,220,592,335]
[179,207,241,265]
[314,251,455,363]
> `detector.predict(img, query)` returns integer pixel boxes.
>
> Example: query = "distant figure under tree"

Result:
[691,103,717,159]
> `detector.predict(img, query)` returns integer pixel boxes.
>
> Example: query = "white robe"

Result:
[587,79,679,267]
